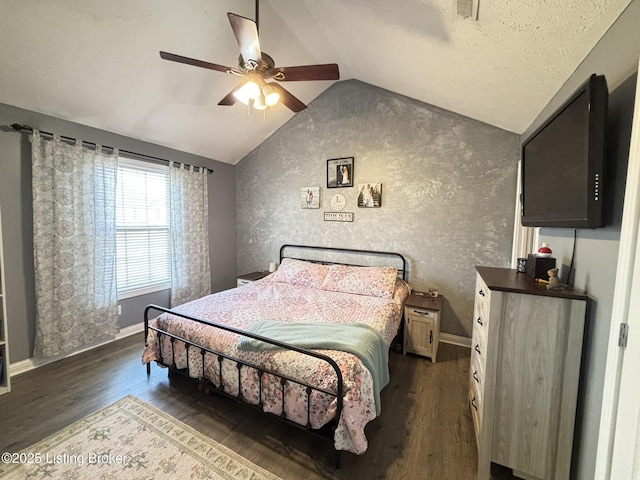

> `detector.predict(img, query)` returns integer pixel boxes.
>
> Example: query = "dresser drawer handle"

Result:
[474,344,481,355]
[476,316,483,326]
[479,289,485,297]
[473,371,479,383]
[471,397,478,411]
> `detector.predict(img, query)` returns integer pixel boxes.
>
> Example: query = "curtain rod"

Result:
[10,123,214,174]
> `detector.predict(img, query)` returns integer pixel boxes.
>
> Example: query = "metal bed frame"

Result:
[144,245,408,468]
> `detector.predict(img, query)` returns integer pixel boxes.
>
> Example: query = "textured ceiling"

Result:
[0,0,633,164]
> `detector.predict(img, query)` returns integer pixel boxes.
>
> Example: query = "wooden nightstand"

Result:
[403,293,442,362]
[236,271,270,287]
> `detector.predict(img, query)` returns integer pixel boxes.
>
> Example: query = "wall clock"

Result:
[330,193,346,211]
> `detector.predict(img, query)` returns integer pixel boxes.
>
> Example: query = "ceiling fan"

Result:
[159,1,340,113]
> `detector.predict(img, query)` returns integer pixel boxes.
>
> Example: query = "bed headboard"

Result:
[279,244,409,282]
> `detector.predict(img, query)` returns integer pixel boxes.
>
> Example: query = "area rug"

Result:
[0,395,282,480]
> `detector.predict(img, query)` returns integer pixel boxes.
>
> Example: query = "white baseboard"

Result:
[10,322,145,377]
[440,333,471,348]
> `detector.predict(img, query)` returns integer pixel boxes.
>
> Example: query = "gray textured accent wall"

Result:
[0,102,237,363]
[236,80,519,336]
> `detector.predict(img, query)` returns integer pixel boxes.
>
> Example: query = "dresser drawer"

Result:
[472,339,487,368]
[406,307,438,323]
[470,346,485,392]
[469,384,482,437]
[474,275,491,320]
[472,309,488,368]
[470,377,482,417]
[472,311,487,350]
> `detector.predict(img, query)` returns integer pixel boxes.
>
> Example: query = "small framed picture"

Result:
[357,183,382,207]
[300,187,320,209]
[327,157,354,188]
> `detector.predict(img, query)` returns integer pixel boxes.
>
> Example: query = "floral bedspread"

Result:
[142,275,409,454]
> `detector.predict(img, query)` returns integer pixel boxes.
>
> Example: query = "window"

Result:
[116,158,170,299]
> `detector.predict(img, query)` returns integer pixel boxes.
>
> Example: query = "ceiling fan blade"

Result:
[217,84,244,106]
[273,64,340,82]
[270,84,307,112]
[159,51,231,73]
[227,13,261,64]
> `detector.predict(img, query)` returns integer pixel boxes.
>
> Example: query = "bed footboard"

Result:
[144,304,345,468]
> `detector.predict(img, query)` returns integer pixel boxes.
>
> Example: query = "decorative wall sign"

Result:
[330,193,346,211]
[327,157,354,188]
[324,212,354,222]
[357,183,382,207]
[300,186,320,209]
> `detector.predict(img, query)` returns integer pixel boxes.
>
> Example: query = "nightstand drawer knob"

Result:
[412,309,431,316]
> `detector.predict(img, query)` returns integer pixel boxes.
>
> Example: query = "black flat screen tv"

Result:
[520,74,608,228]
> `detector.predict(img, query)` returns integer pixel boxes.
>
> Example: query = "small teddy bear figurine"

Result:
[547,268,561,290]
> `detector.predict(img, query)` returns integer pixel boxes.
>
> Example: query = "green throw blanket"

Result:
[237,320,389,415]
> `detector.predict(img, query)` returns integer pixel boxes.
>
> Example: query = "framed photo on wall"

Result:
[357,183,382,207]
[327,157,354,188]
[300,186,320,209]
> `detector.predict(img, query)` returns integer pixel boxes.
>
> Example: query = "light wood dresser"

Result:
[470,266,589,480]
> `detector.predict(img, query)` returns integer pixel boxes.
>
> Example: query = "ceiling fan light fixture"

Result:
[253,92,268,110]
[233,80,261,105]
[263,84,280,106]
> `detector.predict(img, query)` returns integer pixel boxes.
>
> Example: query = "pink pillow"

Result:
[268,258,329,289]
[321,264,398,298]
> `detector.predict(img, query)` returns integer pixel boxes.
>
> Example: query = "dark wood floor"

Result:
[0,334,510,479]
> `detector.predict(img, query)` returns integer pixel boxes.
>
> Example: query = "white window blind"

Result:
[116,158,170,298]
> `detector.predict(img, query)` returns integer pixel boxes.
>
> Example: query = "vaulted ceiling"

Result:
[0,0,633,164]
